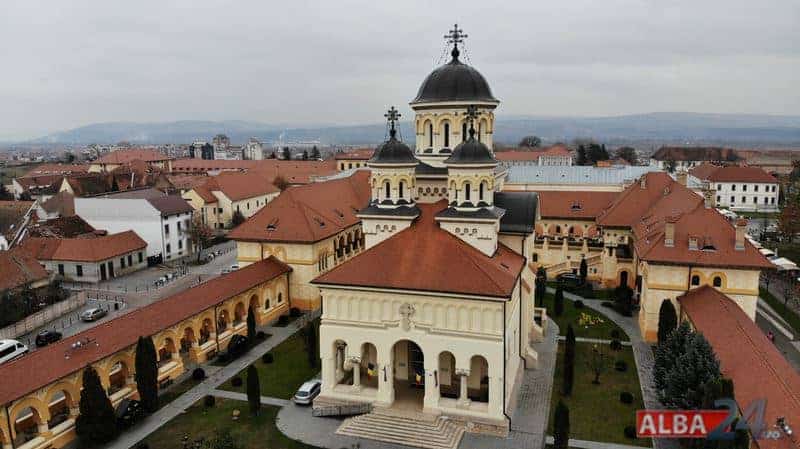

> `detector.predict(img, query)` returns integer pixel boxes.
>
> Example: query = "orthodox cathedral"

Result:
[312,26,542,435]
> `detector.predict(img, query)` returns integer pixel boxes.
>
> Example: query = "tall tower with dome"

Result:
[411,24,499,167]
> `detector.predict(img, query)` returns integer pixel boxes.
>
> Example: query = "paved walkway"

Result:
[556,335,633,346]
[211,388,291,407]
[103,312,318,449]
[544,435,648,449]
[276,319,560,449]
[549,287,675,449]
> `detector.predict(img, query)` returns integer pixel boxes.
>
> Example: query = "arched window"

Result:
[464,182,471,201]
[443,122,450,148]
[712,276,722,287]
[477,122,482,142]
[556,225,562,234]
[428,122,434,147]
[691,275,700,286]
[479,182,485,201]
[384,181,391,199]
[278,293,283,303]
[399,181,405,199]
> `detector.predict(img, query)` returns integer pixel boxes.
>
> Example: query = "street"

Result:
[17,241,238,351]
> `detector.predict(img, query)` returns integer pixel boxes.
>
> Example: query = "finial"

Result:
[444,24,467,60]
[464,105,481,139]
[384,106,401,139]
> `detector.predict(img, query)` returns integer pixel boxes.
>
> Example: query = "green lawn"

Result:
[220,332,319,399]
[760,287,800,334]
[157,377,200,408]
[138,398,317,449]
[549,342,650,446]
[542,293,629,341]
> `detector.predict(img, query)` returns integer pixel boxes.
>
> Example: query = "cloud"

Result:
[0,0,798,140]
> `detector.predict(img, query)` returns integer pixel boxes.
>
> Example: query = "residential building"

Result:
[0,257,290,449]
[649,146,741,170]
[183,172,280,232]
[689,163,780,212]
[0,201,35,250]
[0,247,50,293]
[170,159,337,184]
[88,149,173,173]
[243,138,264,160]
[189,141,214,160]
[74,189,195,262]
[229,170,371,310]
[21,230,148,283]
[11,175,63,201]
[504,165,659,192]
[334,148,374,170]
[494,144,572,167]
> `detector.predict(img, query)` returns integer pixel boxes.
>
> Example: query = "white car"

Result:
[80,307,107,322]
[293,380,321,405]
[0,339,28,365]
[230,264,239,271]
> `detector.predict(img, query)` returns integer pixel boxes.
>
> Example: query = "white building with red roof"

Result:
[689,163,780,212]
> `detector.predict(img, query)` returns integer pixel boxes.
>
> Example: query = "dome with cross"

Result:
[369,106,418,165]
[445,106,496,165]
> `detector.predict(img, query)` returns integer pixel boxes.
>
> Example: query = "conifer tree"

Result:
[579,258,588,284]
[247,306,256,343]
[535,267,547,307]
[657,300,678,345]
[135,335,159,412]
[553,401,570,449]
[75,365,118,446]
[554,284,565,317]
[304,320,318,369]
[562,325,576,396]
[247,364,261,416]
[662,332,721,408]
[654,322,691,394]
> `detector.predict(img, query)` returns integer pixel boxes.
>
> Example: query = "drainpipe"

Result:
[4,404,15,449]
[519,235,528,369]
[502,303,510,426]
[213,305,220,354]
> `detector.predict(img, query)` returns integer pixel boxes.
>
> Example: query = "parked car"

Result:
[293,379,322,405]
[35,330,63,347]
[115,399,145,427]
[221,268,231,275]
[80,307,108,322]
[230,264,239,271]
[0,339,28,365]
[556,272,583,287]
[226,334,249,360]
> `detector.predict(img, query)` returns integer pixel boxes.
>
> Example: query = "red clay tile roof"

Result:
[95,149,172,164]
[171,159,337,185]
[196,171,279,202]
[596,172,675,228]
[0,247,49,292]
[313,200,525,298]
[0,257,290,405]
[690,163,778,183]
[334,149,374,160]
[494,144,572,162]
[27,216,95,239]
[229,170,371,243]
[165,173,209,191]
[22,230,147,262]
[537,191,618,219]
[39,191,75,216]
[679,286,800,449]
[651,146,741,162]
[23,164,89,177]
[0,200,33,240]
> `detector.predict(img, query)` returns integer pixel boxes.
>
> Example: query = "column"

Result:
[456,369,471,408]
[376,354,394,407]
[422,356,439,414]
[351,357,361,390]
[69,407,80,418]
[37,422,51,439]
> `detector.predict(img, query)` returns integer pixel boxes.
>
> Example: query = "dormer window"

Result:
[688,236,698,250]
[570,202,582,211]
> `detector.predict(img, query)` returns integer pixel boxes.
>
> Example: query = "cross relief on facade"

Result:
[399,302,416,331]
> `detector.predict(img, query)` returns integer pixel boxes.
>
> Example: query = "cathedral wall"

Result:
[439,220,498,257]
[415,178,448,204]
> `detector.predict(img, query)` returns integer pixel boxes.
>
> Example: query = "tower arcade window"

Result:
[384,182,391,200]
[462,122,467,142]
[399,181,405,199]
[479,182,485,201]
[428,123,434,147]
[443,122,450,148]
[464,182,471,201]
[712,276,722,287]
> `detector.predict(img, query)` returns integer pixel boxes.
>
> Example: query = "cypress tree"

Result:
[579,258,588,284]
[562,325,576,396]
[246,364,261,416]
[553,400,570,449]
[654,322,691,395]
[247,306,256,343]
[304,321,318,369]
[657,300,678,345]
[662,332,721,409]
[554,284,565,317]
[75,365,119,446]
[535,267,547,308]
[135,335,159,412]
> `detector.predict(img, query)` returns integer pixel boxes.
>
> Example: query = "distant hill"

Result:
[25,112,800,146]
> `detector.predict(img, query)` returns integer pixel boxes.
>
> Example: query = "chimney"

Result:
[676,171,687,186]
[664,218,676,247]
[688,236,698,251]
[640,176,647,189]
[735,218,747,251]
[702,182,714,209]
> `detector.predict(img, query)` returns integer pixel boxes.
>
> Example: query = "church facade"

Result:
[312,31,542,434]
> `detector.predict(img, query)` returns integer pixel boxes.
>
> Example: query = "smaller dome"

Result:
[444,127,496,165]
[369,129,417,165]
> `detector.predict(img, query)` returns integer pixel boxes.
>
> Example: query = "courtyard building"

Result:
[689,163,780,212]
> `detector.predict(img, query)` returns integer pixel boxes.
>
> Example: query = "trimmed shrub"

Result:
[610,329,621,340]
[277,315,289,326]
[289,307,302,317]
[192,367,206,381]
[217,353,230,364]
[256,331,267,340]
[601,301,614,309]
[615,360,628,372]
[262,352,274,364]
[231,376,243,387]
[620,392,634,404]
[610,339,623,351]
[573,300,584,309]
[204,395,216,408]
[624,425,637,439]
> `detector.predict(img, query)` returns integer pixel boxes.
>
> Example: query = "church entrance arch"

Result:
[391,339,424,410]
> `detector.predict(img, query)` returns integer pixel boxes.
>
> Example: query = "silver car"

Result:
[293,380,321,405]
[80,307,107,322]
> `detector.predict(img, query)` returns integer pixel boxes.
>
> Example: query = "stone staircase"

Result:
[336,409,465,449]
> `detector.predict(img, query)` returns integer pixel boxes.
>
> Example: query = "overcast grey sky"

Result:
[1,0,798,140]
